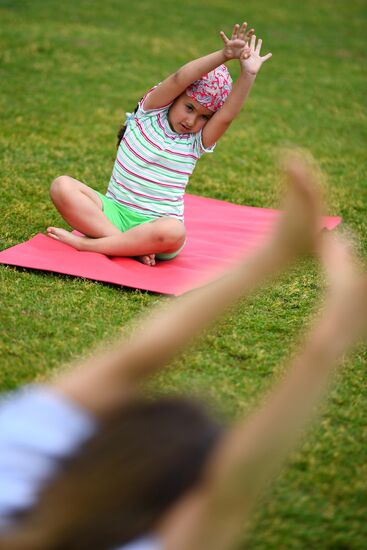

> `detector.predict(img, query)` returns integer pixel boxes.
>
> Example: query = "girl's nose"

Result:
[185,114,195,127]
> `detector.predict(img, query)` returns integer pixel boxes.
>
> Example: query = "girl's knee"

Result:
[169,220,186,245]
[155,218,186,247]
[50,176,74,203]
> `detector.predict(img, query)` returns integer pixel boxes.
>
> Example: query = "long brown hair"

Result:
[2,397,223,550]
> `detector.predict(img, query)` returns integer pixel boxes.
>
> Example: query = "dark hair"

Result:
[3,397,223,550]
[117,103,139,149]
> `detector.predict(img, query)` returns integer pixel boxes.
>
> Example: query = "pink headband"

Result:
[185,65,232,112]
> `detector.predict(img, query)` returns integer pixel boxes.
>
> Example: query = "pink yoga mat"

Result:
[0,194,341,295]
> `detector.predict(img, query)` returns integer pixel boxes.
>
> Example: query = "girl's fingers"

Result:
[255,38,262,54]
[238,21,247,40]
[231,23,240,40]
[240,45,251,59]
[250,34,256,50]
[220,31,229,44]
[261,52,272,62]
[245,28,254,43]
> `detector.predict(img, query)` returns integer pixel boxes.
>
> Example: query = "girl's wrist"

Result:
[222,48,234,62]
[239,68,257,80]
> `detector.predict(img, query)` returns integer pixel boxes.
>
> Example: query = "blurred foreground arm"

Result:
[51,155,321,418]
[159,234,367,550]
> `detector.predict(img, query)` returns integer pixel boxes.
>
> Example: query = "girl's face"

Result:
[168,93,213,134]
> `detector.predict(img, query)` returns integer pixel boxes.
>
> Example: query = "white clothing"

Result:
[0,386,160,550]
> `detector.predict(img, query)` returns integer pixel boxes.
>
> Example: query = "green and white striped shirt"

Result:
[107,89,215,221]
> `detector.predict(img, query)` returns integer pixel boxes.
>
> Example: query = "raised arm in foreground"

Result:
[159,226,367,550]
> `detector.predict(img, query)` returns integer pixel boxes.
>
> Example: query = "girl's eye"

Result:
[202,115,209,121]
[186,105,193,111]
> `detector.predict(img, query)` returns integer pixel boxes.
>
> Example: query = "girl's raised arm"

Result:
[143,23,253,111]
[50,155,321,420]
[202,34,272,149]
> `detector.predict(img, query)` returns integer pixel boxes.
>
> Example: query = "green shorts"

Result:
[95,192,185,260]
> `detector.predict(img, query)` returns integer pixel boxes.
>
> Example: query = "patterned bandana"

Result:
[185,65,233,112]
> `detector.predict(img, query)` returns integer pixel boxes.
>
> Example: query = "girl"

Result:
[1,155,367,549]
[47,23,272,265]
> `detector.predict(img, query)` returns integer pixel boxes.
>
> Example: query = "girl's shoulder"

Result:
[136,85,172,118]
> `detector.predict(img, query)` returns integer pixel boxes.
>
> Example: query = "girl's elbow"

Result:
[173,69,185,87]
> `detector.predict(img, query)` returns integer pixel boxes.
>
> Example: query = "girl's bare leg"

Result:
[47,216,186,266]
[49,176,121,238]
[49,176,183,266]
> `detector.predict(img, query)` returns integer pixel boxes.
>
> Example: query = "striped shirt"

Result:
[106,88,215,221]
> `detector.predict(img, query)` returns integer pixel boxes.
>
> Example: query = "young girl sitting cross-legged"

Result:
[47,22,272,266]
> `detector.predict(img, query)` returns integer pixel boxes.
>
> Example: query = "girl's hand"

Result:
[220,22,254,61]
[240,35,272,75]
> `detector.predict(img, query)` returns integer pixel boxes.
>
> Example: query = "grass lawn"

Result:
[0,0,366,547]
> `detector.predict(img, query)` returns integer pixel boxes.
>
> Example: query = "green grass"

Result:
[1,0,366,547]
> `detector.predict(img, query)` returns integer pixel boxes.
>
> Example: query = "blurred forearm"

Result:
[52,239,289,417]
[188,305,355,550]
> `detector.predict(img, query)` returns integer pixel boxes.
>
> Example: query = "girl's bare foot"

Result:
[47,227,86,250]
[136,254,156,267]
[47,227,157,266]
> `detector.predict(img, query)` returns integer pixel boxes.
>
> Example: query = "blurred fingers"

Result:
[238,21,247,40]
[245,27,254,43]
[231,23,240,40]
[241,46,251,60]
[220,31,229,45]
[261,52,272,62]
